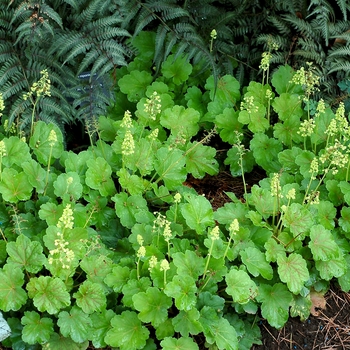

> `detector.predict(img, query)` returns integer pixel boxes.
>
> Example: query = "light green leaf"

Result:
[58,306,92,343]
[21,311,54,345]
[271,65,303,94]
[161,54,192,85]
[21,159,46,193]
[0,168,33,203]
[118,70,153,102]
[295,150,315,178]
[257,283,293,328]
[132,287,172,327]
[2,136,31,167]
[86,157,115,196]
[180,193,214,234]
[315,257,347,280]
[112,193,153,229]
[278,147,303,173]
[30,121,64,166]
[277,253,309,294]
[172,250,205,279]
[117,168,145,195]
[27,276,70,314]
[105,310,150,349]
[122,277,152,308]
[160,336,199,350]
[200,306,238,350]
[273,114,303,145]
[240,247,273,280]
[90,309,116,349]
[73,280,106,314]
[154,147,187,190]
[238,104,268,133]
[39,202,62,226]
[160,105,200,139]
[248,185,275,219]
[0,264,27,311]
[185,142,218,178]
[225,268,258,304]
[6,234,46,273]
[54,172,83,201]
[215,108,242,144]
[337,255,350,291]
[43,333,88,350]
[314,201,336,229]
[172,308,203,336]
[206,75,241,105]
[264,238,285,263]
[164,275,197,311]
[104,265,131,293]
[272,93,303,121]
[282,203,314,239]
[290,294,312,321]
[250,133,282,173]
[225,146,255,177]
[309,224,341,261]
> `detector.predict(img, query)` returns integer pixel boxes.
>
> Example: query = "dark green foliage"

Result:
[0,0,131,134]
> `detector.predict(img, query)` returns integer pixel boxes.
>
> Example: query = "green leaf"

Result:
[164,275,197,311]
[21,311,54,345]
[122,277,152,308]
[339,206,350,233]
[112,192,152,229]
[290,294,312,321]
[172,308,203,336]
[326,179,344,206]
[2,136,31,167]
[172,250,205,279]
[337,255,350,291]
[58,306,92,343]
[225,146,255,177]
[21,159,46,193]
[225,268,258,304]
[200,306,238,350]
[295,150,315,178]
[240,247,273,280]
[238,104,268,133]
[338,181,350,205]
[272,93,303,121]
[86,157,115,196]
[27,276,71,314]
[180,193,214,234]
[315,257,347,280]
[162,54,192,85]
[282,203,314,238]
[117,168,146,195]
[6,234,46,273]
[43,333,88,349]
[206,75,240,105]
[90,309,116,348]
[54,172,83,201]
[0,264,27,311]
[277,253,309,294]
[118,70,153,102]
[264,238,285,263]
[257,283,293,328]
[309,225,341,261]
[160,106,200,139]
[154,147,187,190]
[132,287,172,327]
[0,168,33,203]
[160,336,199,350]
[185,142,218,178]
[314,200,336,229]
[278,147,303,173]
[73,280,106,314]
[185,86,207,117]
[273,114,303,145]
[248,185,275,219]
[215,108,242,144]
[104,265,131,293]
[30,121,64,166]
[39,202,62,226]
[250,133,282,173]
[105,310,150,350]
[271,65,303,94]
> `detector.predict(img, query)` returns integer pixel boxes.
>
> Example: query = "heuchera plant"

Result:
[0,31,349,350]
